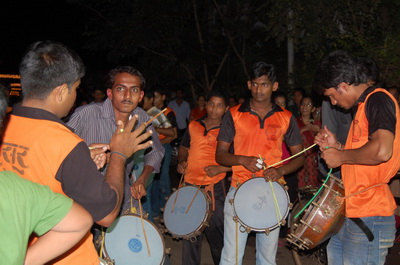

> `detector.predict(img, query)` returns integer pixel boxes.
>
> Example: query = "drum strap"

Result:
[204,179,217,211]
[350,218,374,242]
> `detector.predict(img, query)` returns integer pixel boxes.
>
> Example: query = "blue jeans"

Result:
[220,187,280,265]
[151,143,172,218]
[327,216,396,265]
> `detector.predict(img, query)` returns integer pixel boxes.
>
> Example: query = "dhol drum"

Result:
[163,185,212,241]
[287,175,345,250]
[100,214,165,265]
[231,177,291,234]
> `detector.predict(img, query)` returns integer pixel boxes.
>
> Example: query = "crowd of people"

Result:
[1,40,400,265]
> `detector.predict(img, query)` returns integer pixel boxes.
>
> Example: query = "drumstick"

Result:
[171,173,185,213]
[266,143,317,169]
[293,168,332,219]
[258,155,283,226]
[145,108,167,127]
[138,187,151,257]
[185,175,206,214]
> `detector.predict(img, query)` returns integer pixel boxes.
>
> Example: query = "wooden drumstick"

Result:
[171,173,185,213]
[185,175,206,214]
[266,143,317,169]
[138,186,151,257]
[145,108,167,127]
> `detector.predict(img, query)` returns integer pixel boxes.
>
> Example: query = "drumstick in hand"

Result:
[138,186,151,257]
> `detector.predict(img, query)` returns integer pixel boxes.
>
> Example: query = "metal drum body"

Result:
[102,214,165,265]
[232,177,290,233]
[163,185,212,240]
[287,176,345,250]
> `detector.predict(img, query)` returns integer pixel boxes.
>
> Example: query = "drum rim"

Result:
[163,185,211,238]
[102,213,166,265]
[288,177,345,249]
[233,177,290,231]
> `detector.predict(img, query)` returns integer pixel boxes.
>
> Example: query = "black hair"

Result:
[106,66,146,90]
[272,91,288,103]
[206,89,228,106]
[314,50,361,95]
[356,57,380,85]
[144,89,154,99]
[249,61,277,83]
[19,40,85,100]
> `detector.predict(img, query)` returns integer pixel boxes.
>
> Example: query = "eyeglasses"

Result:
[300,103,313,107]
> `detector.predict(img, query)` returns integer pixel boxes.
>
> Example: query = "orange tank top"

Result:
[342,88,400,218]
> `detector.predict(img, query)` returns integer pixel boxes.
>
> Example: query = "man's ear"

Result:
[337,82,350,94]
[55,84,68,102]
[106,88,113,99]
[247,80,252,90]
[272,82,279,92]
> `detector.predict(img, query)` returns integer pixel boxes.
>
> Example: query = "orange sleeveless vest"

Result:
[184,120,225,185]
[230,105,292,187]
[0,115,99,265]
[342,88,400,218]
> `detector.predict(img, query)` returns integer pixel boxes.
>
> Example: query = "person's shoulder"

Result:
[73,101,103,115]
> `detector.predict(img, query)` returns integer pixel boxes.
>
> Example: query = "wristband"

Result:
[110,151,128,160]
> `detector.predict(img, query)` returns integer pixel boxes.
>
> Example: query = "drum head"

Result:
[163,186,208,237]
[104,215,164,265]
[233,178,289,231]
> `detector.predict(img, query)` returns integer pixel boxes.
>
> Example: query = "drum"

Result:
[101,214,165,265]
[163,185,212,240]
[231,177,290,233]
[287,175,345,250]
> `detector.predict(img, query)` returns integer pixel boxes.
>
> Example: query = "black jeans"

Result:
[182,179,226,265]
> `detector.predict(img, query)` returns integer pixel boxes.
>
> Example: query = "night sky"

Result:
[0,0,88,74]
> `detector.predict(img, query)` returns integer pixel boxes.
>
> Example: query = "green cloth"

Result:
[0,171,73,265]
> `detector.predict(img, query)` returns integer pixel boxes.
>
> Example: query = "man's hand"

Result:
[204,165,223,177]
[321,148,343,168]
[177,160,188,174]
[130,178,146,200]
[109,115,153,158]
[240,156,264,173]
[88,144,109,169]
[314,125,338,151]
[263,167,281,182]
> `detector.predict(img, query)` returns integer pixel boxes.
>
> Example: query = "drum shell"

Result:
[163,185,212,240]
[100,214,165,265]
[288,176,345,249]
[232,177,291,233]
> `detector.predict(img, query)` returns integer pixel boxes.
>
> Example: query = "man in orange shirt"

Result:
[177,89,231,265]
[0,41,152,265]
[314,50,399,265]
[216,61,304,265]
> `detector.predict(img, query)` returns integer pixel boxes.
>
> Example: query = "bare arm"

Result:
[177,146,189,174]
[97,116,153,227]
[216,140,262,173]
[24,202,93,265]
